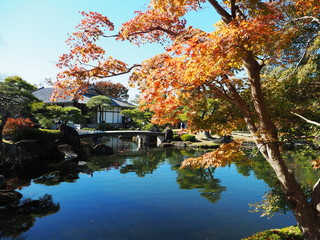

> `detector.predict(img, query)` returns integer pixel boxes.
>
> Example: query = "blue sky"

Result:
[0,0,219,99]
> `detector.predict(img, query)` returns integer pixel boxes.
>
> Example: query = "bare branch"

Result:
[291,112,320,127]
[291,16,320,25]
[311,178,320,216]
[71,64,141,79]
[279,33,319,81]
[103,26,179,39]
[95,64,141,78]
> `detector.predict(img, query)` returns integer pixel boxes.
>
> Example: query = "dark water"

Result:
[2,139,316,240]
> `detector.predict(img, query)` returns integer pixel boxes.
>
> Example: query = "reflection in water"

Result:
[174,167,226,204]
[82,135,137,154]
[32,162,89,186]
[119,150,165,177]
[0,194,60,239]
[0,137,317,240]
[235,148,320,217]
[116,148,226,203]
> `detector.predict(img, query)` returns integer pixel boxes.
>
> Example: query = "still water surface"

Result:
[3,140,299,240]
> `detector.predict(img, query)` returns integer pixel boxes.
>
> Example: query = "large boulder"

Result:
[17,140,65,159]
[0,140,65,170]
[0,175,6,189]
[58,123,83,156]
[57,144,78,160]
[163,127,173,142]
[0,191,22,204]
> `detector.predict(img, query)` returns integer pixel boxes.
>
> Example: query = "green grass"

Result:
[243,226,302,240]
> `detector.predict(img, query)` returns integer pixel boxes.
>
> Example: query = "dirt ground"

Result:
[193,130,254,143]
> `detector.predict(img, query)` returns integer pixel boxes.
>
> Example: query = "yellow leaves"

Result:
[294,0,320,17]
[212,15,284,61]
[311,158,320,170]
[118,9,185,45]
[150,0,205,17]
[181,141,247,169]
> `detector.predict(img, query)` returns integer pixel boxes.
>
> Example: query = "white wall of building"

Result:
[97,107,124,124]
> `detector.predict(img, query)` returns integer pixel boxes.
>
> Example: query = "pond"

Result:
[2,138,316,240]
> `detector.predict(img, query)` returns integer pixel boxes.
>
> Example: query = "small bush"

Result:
[172,135,182,141]
[181,134,196,142]
[82,127,96,131]
[96,123,112,131]
[13,128,63,142]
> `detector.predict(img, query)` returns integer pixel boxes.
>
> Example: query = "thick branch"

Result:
[230,0,236,19]
[73,64,141,79]
[100,64,141,78]
[291,16,320,25]
[225,81,258,135]
[291,112,320,127]
[311,178,320,216]
[207,0,233,24]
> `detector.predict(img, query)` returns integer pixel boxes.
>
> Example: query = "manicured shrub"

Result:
[180,134,196,142]
[82,127,96,131]
[13,128,63,142]
[172,135,182,141]
[96,123,112,131]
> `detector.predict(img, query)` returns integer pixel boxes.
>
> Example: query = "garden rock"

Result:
[0,191,22,204]
[0,175,6,189]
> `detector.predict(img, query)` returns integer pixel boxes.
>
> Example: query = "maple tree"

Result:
[56,0,320,238]
[94,81,129,100]
[3,117,35,136]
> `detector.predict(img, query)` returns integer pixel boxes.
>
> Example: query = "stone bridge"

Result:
[79,130,165,147]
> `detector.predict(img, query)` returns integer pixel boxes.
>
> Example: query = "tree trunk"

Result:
[243,54,320,239]
[0,114,9,143]
[0,124,3,143]
[99,106,103,124]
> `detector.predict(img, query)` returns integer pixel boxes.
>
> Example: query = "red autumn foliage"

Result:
[3,117,35,136]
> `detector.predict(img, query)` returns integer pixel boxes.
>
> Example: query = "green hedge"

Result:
[82,127,96,131]
[14,128,63,142]
[96,123,112,131]
[180,134,196,142]
[172,135,182,141]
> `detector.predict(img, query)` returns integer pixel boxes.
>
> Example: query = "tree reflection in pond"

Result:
[234,147,320,218]
[116,148,226,204]
[0,194,60,239]
[174,167,226,204]
[119,151,164,177]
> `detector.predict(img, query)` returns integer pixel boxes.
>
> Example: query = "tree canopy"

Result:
[0,76,38,140]
[31,103,85,128]
[94,81,129,101]
[86,95,112,124]
[55,1,320,238]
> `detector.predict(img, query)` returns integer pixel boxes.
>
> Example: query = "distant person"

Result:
[180,122,185,129]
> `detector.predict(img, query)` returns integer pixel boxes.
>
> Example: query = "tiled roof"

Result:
[32,87,73,104]
[32,87,135,108]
